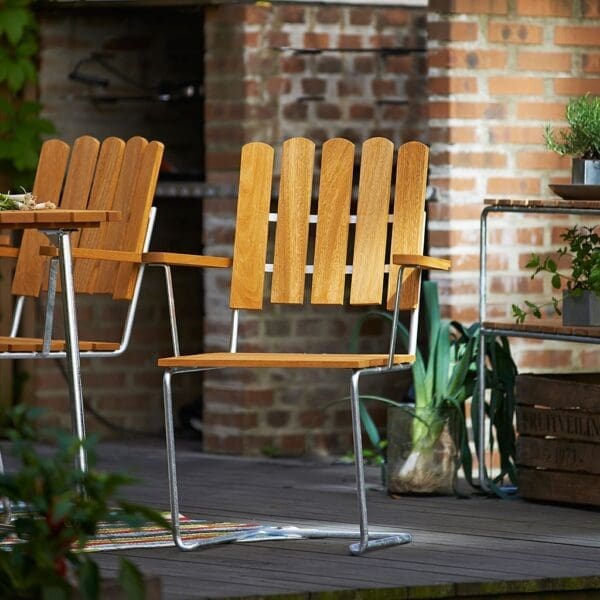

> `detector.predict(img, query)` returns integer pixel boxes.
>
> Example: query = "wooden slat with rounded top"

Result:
[271,137,315,304]
[387,141,430,310]
[11,139,70,297]
[112,140,164,300]
[350,137,394,305]
[74,137,126,293]
[311,138,355,305]
[158,351,415,369]
[230,142,274,310]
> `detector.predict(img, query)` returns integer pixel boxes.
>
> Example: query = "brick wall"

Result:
[427,0,600,371]
[202,3,427,456]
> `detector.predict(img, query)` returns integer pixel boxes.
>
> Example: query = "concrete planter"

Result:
[572,159,600,184]
[562,290,600,326]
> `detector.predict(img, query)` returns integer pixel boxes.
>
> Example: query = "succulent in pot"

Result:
[544,94,600,185]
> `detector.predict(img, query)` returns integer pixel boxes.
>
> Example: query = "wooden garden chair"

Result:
[148,136,450,555]
[0,135,164,473]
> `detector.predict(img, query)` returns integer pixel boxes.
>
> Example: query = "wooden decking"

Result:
[9,438,600,599]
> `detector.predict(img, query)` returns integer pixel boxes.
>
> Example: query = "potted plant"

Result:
[0,404,168,599]
[544,94,600,185]
[512,224,600,326]
[351,281,518,496]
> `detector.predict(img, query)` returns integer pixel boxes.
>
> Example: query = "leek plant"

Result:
[351,281,518,493]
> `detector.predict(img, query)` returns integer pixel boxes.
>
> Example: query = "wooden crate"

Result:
[516,373,600,507]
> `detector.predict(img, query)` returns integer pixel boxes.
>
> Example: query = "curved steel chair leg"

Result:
[163,368,411,554]
[348,370,412,555]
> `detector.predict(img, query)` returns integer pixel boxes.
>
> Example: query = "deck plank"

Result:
[5,439,600,599]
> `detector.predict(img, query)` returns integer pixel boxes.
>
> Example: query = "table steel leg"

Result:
[54,230,88,474]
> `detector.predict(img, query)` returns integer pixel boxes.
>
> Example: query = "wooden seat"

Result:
[0,135,163,441]
[151,136,450,556]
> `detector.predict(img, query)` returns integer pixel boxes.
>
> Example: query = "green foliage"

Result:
[512,225,600,323]
[0,404,170,599]
[544,94,600,159]
[0,0,55,188]
[351,281,518,491]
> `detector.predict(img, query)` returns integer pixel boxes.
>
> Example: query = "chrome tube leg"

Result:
[56,231,87,474]
[163,370,259,550]
[42,257,59,355]
[162,266,180,356]
[477,329,489,492]
[348,370,411,555]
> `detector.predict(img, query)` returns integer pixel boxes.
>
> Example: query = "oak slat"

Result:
[271,137,315,304]
[311,138,354,305]
[350,137,394,305]
[158,352,414,369]
[113,140,163,300]
[12,139,70,297]
[74,137,126,293]
[230,142,274,310]
[388,141,430,310]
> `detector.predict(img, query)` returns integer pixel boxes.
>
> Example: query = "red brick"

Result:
[517,152,570,170]
[266,410,290,427]
[280,56,306,74]
[316,7,341,24]
[488,22,543,44]
[280,5,305,23]
[555,26,600,46]
[490,275,543,294]
[338,34,362,49]
[384,55,412,74]
[582,53,600,72]
[353,56,376,74]
[429,126,477,143]
[428,177,477,193]
[428,48,507,69]
[516,102,567,120]
[442,152,508,169]
[267,32,290,48]
[427,21,478,42]
[516,0,572,16]
[304,32,330,49]
[488,126,544,144]
[428,101,505,119]
[518,51,572,72]
[349,104,374,119]
[301,77,326,95]
[377,8,410,27]
[518,350,574,369]
[338,78,362,96]
[349,8,373,26]
[486,178,541,195]
[316,103,341,120]
[266,76,291,95]
[553,78,600,96]
[583,0,600,18]
[245,6,270,25]
[489,76,544,95]
[317,56,343,73]
[372,78,396,97]
[428,76,478,94]
[429,0,507,14]
[428,228,480,247]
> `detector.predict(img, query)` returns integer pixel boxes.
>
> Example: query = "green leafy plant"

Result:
[512,225,600,323]
[352,280,518,493]
[0,404,169,599]
[544,94,600,160]
[0,0,55,187]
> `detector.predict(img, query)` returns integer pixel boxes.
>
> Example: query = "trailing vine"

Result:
[0,0,54,188]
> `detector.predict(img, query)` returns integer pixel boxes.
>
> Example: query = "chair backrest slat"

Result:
[271,137,315,304]
[12,140,71,297]
[11,135,163,302]
[74,137,126,293]
[230,142,274,310]
[349,137,394,305]
[112,140,163,300]
[311,138,354,305]
[387,141,429,310]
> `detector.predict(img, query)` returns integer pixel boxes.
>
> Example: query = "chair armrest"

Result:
[40,246,142,263]
[142,252,232,269]
[0,246,18,258]
[392,254,451,271]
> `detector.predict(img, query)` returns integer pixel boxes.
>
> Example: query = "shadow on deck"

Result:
[9,438,600,599]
